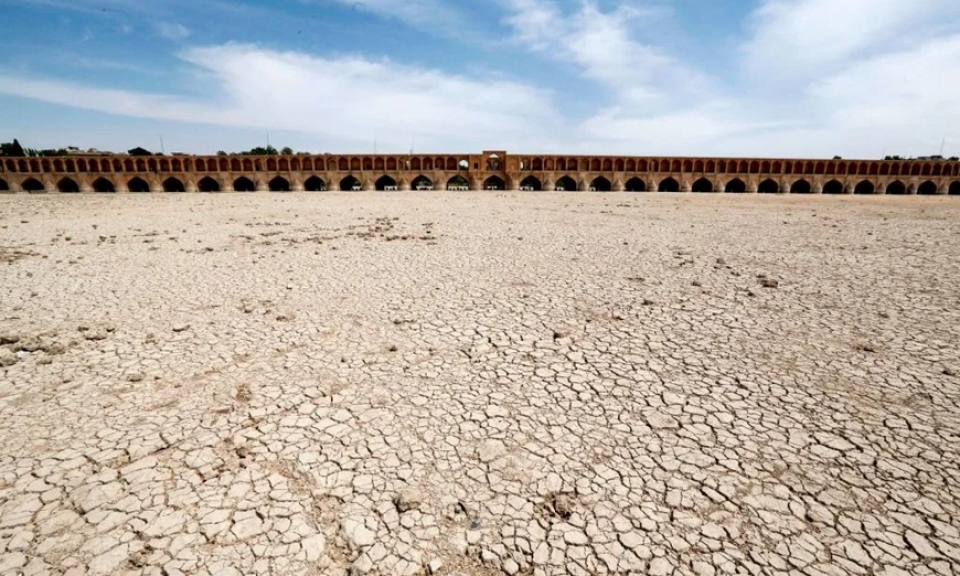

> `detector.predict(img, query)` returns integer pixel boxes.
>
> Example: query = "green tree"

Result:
[128,147,153,156]
[281,146,293,155]
[0,139,26,156]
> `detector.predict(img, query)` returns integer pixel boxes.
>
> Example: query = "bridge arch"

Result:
[375,175,397,191]
[885,180,906,195]
[411,175,434,190]
[483,176,505,190]
[790,179,811,194]
[163,177,185,192]
[692,177,713,192]
[57,177,80,193]
[854,180,875,195]
[658,177,680,192]
[304,176,326,191]
[555,175,577,191]
[758,179,778,194]
[269,176,291,191]
[625,177,646,192]
[92,178,115,193]
[128,177,150,193]
[590,176,611,192]
[340,175,361,191]
[917,180,938,195]
[198,177,220,192]
[22,178,44,192]
[725,178,746,193]
[446,175,469,191]
[234,176,256,192]
[520,175,542,191]
[0,178,8,191]
[823,179,843,194]
[950,182,960,195]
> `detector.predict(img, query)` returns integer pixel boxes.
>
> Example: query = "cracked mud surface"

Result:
[1,193,959,576]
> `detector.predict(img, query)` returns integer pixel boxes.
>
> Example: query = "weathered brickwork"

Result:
[2,150,959,194]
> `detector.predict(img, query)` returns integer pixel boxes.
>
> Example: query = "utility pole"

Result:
[941,139,946,157]
[159,135,165,154]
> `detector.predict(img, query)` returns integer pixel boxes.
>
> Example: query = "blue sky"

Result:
[1,0,958,158]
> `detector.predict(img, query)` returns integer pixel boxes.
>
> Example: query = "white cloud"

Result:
[326,0,461,28]
[157,21,191,41]
[0,44,562,152]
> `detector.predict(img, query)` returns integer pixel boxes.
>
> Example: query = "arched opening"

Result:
[917,181,938,195]
[590,176,611,192]
[350,158,361,172]
[375,175,397,191]
[483,176,505,190]
[269,176,290,192]
[886,181,906,195]
[725,178,746,193]
[950,182,960,195]
[22,178,44,192]
[682,160,693,172]
[57,177,80,193]
[823,180,844,194]
[790,179,811,194]
[234,177,256,192]
[854,181,875,195]
[128,177,150,193]
[92,178,115,193]
[411,175,434,190]
[196,159,207,172]
[198,177,220,192]
[304,176,326,191]
[338,158,348,171]
[692,178,713,192]
[0,179,8,191]
[520,176,542,191]
[340,175,361,191]
[532,158,543,171]
[365,158,375,171]
[590,159,601,171]
[658,177,680,192]
[410,157,421,171]
[446,175,469,191]
[162,177,185,192]
[625,177,645,192]
[555,175,577,191]
[758,179,779,194]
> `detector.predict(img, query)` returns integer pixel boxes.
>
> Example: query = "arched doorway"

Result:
[57,178,80,193]
[823,180,843,194]
[790,180,811,194]
[625,177,645,192]
[520,176,542,191]
[92,178,115,193]
[758,179,779,194]
[950,182,960,195]
[163,177,185,192]
[411,175,434,190]
[269,176,290,192]
[483,176,505,190]
[198,177,220,192]
[446,175,469,191]
[128,177,150,193]
[340,175,361,191]
[590,176,611,192]
[0,179,8,191]
[304,176,326,191]
[885,181,906,195]
[917,181,938,195]
[658,177,680,192]
[555,176,577,191]
[234,177,256,192]
[375,175,397,191]
[854,181,875,195]
[725,178,746,193]
[22,178,44,192]
[692,178,713,193]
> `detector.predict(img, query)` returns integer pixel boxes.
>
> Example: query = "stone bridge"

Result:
[2,150,959,195]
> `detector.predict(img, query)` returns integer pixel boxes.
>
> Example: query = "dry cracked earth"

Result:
[0,192,959,576]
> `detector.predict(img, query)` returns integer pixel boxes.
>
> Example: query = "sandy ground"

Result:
[0,192,959,576]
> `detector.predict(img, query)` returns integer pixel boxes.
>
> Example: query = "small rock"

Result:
[428,559,443,574]
[0,333,19,345]
[0,348,18,367]
[691,280,702,287]
[761,278,779,289]
[394,489,424,513]
[172,324,190,333]
[126,372,143,383]
[84,330,108,341]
